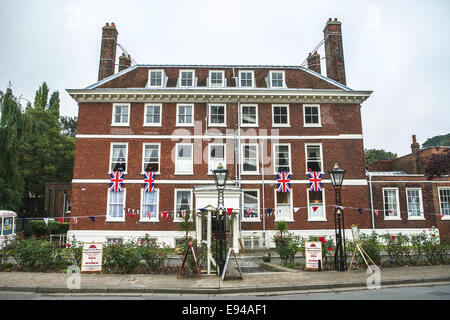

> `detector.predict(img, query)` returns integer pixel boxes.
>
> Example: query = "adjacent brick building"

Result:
[367,136,450,241]
[66,19,447,249]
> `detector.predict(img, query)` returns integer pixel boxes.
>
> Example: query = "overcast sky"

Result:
[1,0,449,156]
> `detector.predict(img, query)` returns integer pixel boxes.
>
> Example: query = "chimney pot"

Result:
[106,23,110,26]
[98,23,119,81]
[412,135,417,143]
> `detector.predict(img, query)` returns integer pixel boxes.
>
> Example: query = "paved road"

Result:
[0,284,449,300]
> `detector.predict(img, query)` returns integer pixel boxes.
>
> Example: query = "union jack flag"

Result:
[308,171,322,192]
[110,171,124,192]
[144,171,155,192]
[277,172,291,192]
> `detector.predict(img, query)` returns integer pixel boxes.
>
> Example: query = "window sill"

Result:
[307,218,327,222]
[384,217,402,221]
[407,217,425,221]
[242,219,261,223]
[208,124,227,127]
[272,124,291,128]
[110,123,130,127]
[143,124,162,127]
[240,172,260,176]
[175,124,195,127]
[441,216,450,220]
[139,219,159,223]
[303,124,322,128]
[105,218,126,223]
[274,219,294,222]
[174,172,194,176]
[240,124,259,127]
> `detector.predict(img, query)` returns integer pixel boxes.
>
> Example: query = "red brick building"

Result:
[66,19,376,249]
[367,136,450,241]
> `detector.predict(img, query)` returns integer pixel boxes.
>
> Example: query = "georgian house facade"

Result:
[67,19,376,250]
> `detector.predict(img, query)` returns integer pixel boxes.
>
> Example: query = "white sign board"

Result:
[305,241,323,270]
[81,242,103,273]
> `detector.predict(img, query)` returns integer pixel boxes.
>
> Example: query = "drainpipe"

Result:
[261,141,266,247]
[366,170,375,230]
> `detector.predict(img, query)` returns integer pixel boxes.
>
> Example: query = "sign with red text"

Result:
[81,242,104,273]
[305,241,323,271]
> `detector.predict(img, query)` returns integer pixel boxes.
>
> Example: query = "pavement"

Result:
[0,264,449,295]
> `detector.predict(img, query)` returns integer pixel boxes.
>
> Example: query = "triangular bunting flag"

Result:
[162,212,168,220]
[227,208,233,216]
[312,206,319,212]
[43,218,49,226]
[358,208,363,215]
[294,207,300,213]
[199,208,206,213]
[147,212,151,219]
[73,217,78,225]
[58,218,63,225]
[375,209,379,216]
[90,216,95,223]
[181,210,186,219]
[267,208,272,217]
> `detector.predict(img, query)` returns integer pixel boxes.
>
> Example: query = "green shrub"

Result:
[273,233,302,265]
[140,236,170,271]
[360,232,382,265]
[9,238,60,269]
[382,233,410,265]
[28,220,47,238]
[103,240,141,274]
[176,237,207,271]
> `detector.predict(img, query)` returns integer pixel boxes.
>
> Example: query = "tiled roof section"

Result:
[85,65,353,91]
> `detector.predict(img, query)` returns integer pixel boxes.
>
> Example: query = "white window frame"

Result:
[240,104,259,127]
[383,188,401,220]
[106,188,126,222]
[208,103,227,127]
[305,143,324,174]
[272,104,290,127]
[111,103,130,127]
[405,188,424,220]
[176,103,195,126]
[274,189,294,222]
[178,70,195,87]
[242,189,260,222]
[208,143,227,174]
[208,70,225,87]
[273,143,292,175]
[240,143,259,175]
[143,103,162,127]
[175,143,194,175]
[269,70,286,88]
[307,188,327,222]
[438,187,450,220]
[109,142,128,174]
[238,70,255,88]
[303,104,322,127]
[173,189,193,222]
[140,188,160,222]
[147,69,165,88]
[142,143,161,174]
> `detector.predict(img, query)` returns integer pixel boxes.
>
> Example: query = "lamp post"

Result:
[329,163,347,272]
[211,162,228,275]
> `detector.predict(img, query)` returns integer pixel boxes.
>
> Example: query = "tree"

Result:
[422,134,450,149]
[19,82,75,215]
[178,210,195,239]
[0,88,24,211]
[425,150,450,177]
[364,148,397,168]
[60,116,78,137]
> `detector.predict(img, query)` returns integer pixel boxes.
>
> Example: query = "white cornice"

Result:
[66,88,372,104]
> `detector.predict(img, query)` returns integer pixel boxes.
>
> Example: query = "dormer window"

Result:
[239,70,254,88]
[148,70,165,88]
[209,70,225,87]
[179,70,195,87]
[270,71,285,88]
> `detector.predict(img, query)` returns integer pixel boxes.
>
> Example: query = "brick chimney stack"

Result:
[411,134,421,174]
[323,18,346,85]
[118,53,132,72]
[307,51,321,74]
[98,22,118,81]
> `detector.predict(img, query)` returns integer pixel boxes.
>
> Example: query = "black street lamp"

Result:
[329,163,347,272]
[211,162,228,275]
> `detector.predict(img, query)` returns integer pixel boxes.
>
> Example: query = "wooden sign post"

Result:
[349,224,377,269]
[221,248,244,280]
[177,242,202,279]
[80,242,104,274]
